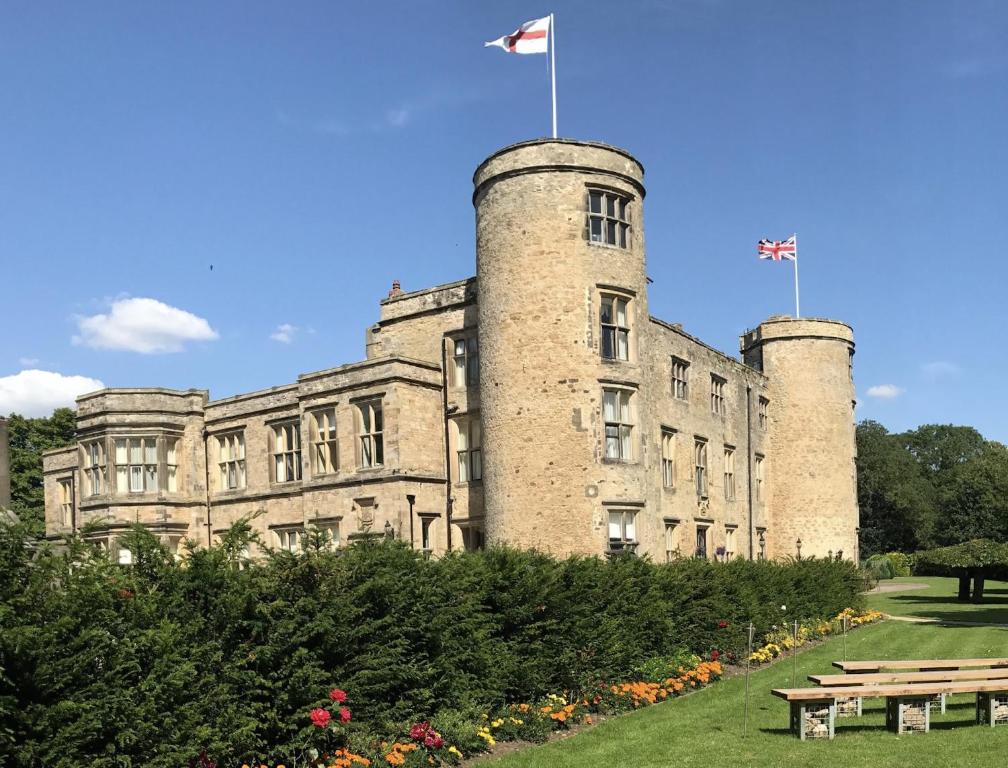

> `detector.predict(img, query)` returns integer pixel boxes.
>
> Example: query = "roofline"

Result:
[473,138,644,184]
[649,316,768,380]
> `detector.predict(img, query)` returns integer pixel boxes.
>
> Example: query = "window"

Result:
[82,440,106,496]
[315,521,340,550]
[166,438,178,493]
[452,337,479,387]
[694,439,708,498]
[588,189,631,248]
[310,408,339,476]
[758,397,769,430]
[275,528,304,553]
[456,418,483,482]
[218,432,246,490]
[118,546,133,566]
[710,375,726,415]
[755,454,765,502]
[420,516,436,556]
[664,521,678,563]
[695,526,709,560]
[59,479,73,526]
[607,509,637,552]
[272,421,302,483]
[602,388,633,461]
[600,294,630,361]
[725,527,737,559]
[357,400,384,468]
[671,357,689,400]
[461,525,484,552]
[723,446,736,501]
[661,429,676,488]
[114,437,158,494]
[757,528,767,560]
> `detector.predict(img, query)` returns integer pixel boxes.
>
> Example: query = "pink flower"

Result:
[710,650,720,661]
[339,707,352,724]
[329,688,348,704]
[310,708,331,728]
[717,620,729,629]
[409,722,427,740]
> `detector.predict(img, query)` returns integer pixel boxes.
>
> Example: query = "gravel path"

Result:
[864,581,930,594]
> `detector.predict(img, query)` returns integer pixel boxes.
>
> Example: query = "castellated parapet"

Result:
[41,138,858,564]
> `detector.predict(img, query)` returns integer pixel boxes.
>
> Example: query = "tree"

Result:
[6,408,76,536]
[935,443,1008,545]
[856,420,937,556]
[915,539,1008,603]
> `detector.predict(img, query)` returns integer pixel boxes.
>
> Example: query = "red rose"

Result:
[310,708,332,728]
[329,688,348,704]
[710,650,720,661]
[717,620,728,629]
[410,722,427,740]
[339,707,352,724]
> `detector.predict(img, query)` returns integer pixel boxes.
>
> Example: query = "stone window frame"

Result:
[113,436,159,494]
[725,525,738,560]
[271,420,303,484]
[754,453,765,502]
[272,525,305,554]
[663,517,680,563]
[599,291,631,362]
[671,357,690,401]
[356,398,385,469]
[454,416,483,484]
[217,431,246,491]
[756,526,768,560]
[451,335,479,389]
[418,512,441,558]
[758,396,769,430]
[82,439,107,497]
[660,427,676,489]
[165,437,179,493]
[606,508,638,554]
[307,516,342,550]
[710,374,727,416]
[309,407,339,477]
[695,523,710,560]
[58,478,73,526]
[723,444,736,501]
[601,385,635,462]
[694,437,709,499]
[586,186,632,249]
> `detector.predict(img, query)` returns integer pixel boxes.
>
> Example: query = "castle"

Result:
[42,139,859,562]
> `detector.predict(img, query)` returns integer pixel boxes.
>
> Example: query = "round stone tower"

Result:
[473,139,647,555]
[740,317,858,560]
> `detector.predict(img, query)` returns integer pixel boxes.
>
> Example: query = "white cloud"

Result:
[74,297,218,354]
[921,361,960,379]
[18,357,39,366]
[866,384,904,400]
[0,369,104,417]
[270,323,298,344]
[385,106,411,128]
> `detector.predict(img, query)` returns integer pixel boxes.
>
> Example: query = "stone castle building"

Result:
[43,139,859,563]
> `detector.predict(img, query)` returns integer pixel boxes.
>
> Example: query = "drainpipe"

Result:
[440,339,453,552]
[746,383,754,560]
[70,469,77,534]
[202,428,212,548]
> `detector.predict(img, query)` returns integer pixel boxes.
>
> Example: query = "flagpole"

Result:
[550,13,557,138]
[793,233,800,318]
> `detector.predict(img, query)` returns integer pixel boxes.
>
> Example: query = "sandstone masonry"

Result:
[43,139,858,562]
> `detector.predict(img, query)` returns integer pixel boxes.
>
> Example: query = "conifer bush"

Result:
[0,518,863,767]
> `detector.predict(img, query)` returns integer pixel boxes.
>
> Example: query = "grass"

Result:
[865,576,1008,624]
[480,580,1008,768]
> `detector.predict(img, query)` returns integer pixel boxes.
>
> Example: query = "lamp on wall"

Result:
[758,530,766,560]
[795,538,802,559]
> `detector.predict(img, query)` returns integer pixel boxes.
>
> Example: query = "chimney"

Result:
[0,417,10,510]
[388,280,403,298]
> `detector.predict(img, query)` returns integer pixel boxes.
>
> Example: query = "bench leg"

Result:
[889,696,930,734]
[795,700,835,740]
[977,691,1008,727]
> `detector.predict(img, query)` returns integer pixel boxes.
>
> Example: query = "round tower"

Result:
[740,317,858,560]
[473,139,647,556]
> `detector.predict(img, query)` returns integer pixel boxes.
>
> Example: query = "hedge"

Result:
[0,519,863,767]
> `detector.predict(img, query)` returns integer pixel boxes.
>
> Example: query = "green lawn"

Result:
[481,583,1008,767]
[865,576,1008,624]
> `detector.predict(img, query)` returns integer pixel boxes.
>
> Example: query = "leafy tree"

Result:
[935,442,1008,545]
[915,538,1008,602]
[5,408,76,535]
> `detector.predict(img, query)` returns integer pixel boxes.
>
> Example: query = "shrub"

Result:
[0,520,863,768]
[885,551,912,577]
[865,553,895,580]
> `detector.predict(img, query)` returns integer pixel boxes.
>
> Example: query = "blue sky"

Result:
[1,1,1006,441]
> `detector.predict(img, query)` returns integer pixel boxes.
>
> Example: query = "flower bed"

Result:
[218,658,724,768]
[747,608,884,665]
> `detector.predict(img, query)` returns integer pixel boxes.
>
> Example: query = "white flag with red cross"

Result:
[484,16,551,54]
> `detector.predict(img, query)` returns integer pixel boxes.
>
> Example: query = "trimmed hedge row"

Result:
[0,521,863,767]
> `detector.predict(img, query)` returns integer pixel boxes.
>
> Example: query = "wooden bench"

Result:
[808,668,1008,716]
[833,658,1008,673]
[772,680,1008,739]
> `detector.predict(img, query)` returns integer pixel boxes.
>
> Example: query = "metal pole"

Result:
[792,233,800,318]
[843,615,848,661]
[549,13,557,138]
[743,621,754,737]
[792,619,799,687]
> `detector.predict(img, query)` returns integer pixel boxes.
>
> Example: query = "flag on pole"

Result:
[757,236,797,262]
[484,16,551,54]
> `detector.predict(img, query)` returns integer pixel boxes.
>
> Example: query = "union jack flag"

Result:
[758,236,797,262]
